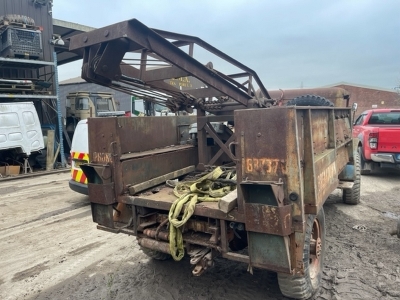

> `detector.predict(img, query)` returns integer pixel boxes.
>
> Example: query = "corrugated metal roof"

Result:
[59,76,86,85]
[53,19,95,66]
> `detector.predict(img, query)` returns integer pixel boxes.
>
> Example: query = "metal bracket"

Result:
[188,248,215,276]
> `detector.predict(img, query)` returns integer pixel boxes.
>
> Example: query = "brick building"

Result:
[328,82,400,117]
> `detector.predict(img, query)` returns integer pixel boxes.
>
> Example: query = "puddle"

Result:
[382,211,400,220]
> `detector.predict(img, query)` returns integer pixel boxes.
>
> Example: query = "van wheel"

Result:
[140,247,171,261]
[278,208,325,300]
[343,152,361,205]
[286,94,334,107]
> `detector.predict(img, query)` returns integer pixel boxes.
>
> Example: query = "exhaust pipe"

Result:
[138,237,171,254]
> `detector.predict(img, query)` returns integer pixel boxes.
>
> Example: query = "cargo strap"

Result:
[168,167,236,261]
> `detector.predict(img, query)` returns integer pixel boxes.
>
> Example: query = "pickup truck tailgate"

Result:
[378,128,400,153]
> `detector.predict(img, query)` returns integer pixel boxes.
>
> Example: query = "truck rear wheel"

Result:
[286,94,334,107]
[140,246,171,261]
[278,208,325,300]
[343,152,361,205]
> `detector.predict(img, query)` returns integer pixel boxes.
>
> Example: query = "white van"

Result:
[69,119,89,195]
[0,102,44,155]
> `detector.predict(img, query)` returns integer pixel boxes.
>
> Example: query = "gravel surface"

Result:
[0,170,399,300]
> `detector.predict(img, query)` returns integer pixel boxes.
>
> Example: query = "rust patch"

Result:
[312,150,339,208]
[336,146,350,174]
[316,161,337,202]
[88,182,115,205]
[311,110,329,155]
[245,203,292,236]
[235,108,290,183]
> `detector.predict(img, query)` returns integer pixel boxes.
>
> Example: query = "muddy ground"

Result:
[0,170,399,300]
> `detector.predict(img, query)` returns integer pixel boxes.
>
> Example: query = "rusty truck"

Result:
[69,19,361,299]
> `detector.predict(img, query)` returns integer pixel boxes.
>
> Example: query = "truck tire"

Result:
[0,14,35,26]
[342,152,361,205]
[286,94,334,107]
[140,246,171,261]
[278,208,325,300]
[358,147,371,175]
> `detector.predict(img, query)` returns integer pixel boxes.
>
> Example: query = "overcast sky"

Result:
[54,0,400,91]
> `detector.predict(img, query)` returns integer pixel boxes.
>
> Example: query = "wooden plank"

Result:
[46,130,55,171]
[120,144,195,161]
[52,143,60,166]
[62,124,71,149]
[128,165,195,195]
[338,181,354,189]
[218,190,237,213]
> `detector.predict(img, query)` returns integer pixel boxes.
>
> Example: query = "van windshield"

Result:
[96,97,115,111]
[76,98,89,110]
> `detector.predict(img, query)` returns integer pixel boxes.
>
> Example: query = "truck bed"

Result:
[129,185,245,222]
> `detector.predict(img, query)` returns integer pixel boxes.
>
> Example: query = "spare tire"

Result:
[286,94,334,107]
[0,14,35,26]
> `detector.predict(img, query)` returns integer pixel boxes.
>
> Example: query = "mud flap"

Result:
[338,150,359,181]
[91,203,114,228]
[247,233,291,273]
[338,164,355,181]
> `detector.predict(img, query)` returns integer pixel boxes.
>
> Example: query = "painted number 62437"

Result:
[245,158,282,174]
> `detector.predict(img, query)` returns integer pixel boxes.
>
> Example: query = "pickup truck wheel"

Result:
[140,247,171,261]
[286,94,334,107]
[342,152,361,205]
[358,147,371,175]
[278,208,325,300]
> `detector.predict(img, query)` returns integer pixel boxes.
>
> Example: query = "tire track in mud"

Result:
[0,172,137,300]
[0,173,71,203]
[32,247,287,300]
[0,179,64,194]
[0,182,68,205]
[29,243,142,300]
[3,238,138,300]
[316,198,400,300]
[1,212,138,300]
[3,172,400,300]
[0,205,90,240]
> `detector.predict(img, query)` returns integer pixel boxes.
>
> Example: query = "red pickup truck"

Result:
[353,108,400,174]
